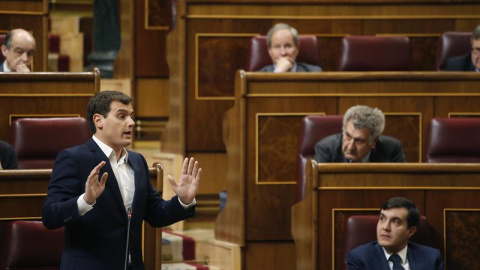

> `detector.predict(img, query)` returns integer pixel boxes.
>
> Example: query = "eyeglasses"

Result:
[472,47,480,56]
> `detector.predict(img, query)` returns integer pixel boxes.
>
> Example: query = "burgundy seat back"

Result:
[0,220,64,270]
[337,36,413,71]
[435,32,472,71]
[246,35,321,71]
[0,34,6,63]
[296,115,343,201]
[426,117,480,163]
[11,117,91,169]
[341,215,431,270]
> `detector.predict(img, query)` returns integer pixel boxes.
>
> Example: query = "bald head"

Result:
[1,28,36,72]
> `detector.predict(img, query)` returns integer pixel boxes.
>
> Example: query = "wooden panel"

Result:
[0,70,100,142]
[292,162,480,270]
[444,210,480,270]
[136,78,170,117]
[134,0,169,77]
[244,242,296,270]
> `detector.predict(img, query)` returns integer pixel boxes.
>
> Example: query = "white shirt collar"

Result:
[3,61,11,72]
[92,135,128,164]
[383,244,408,266]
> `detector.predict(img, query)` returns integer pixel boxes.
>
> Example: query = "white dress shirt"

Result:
[383,245,410,270]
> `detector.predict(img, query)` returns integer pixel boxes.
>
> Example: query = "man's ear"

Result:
[1,45,8,58]
[93,114,103,130]
[371,136,379,149]
[407,226,417,239]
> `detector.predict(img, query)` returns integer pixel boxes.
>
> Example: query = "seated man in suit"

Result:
[446,25,480,71]
[42,91,201,269]
[314,105,405,162]
[346,197,444,270]
[0,28,36,72]
[0,140,18,169]
[259,23,322,73]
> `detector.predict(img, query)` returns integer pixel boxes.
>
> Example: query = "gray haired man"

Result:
[314,105,405,162]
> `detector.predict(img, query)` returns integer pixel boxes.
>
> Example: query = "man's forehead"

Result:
[345,121,371,137]
[380,208,408,219]
[110,101,133,112]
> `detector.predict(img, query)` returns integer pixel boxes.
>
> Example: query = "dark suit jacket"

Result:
[258,61,322,72]
[347,241,443,270]
[0,140,18,169]
[0,62,4,72]
[314,133,406,162]
[445,53,476,71]
[42,138,194,270]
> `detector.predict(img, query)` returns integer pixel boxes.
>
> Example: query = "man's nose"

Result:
[128,116,135,126]
[20,52,29,62]
[279,47,287,55]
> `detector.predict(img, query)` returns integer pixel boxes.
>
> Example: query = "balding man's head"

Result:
[1,28,36,72]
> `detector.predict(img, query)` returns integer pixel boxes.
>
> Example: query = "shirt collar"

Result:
[383,244,408,265]
[3,61,11,72]
[92,135,129,164]
[291,62,297,72]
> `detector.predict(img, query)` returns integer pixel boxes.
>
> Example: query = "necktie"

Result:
[389,254,405,270]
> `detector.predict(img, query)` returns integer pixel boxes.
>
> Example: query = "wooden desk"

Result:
[292,161,480,270]
[0,69,100,142]
[0,163,164,270]
[215,71,480,269]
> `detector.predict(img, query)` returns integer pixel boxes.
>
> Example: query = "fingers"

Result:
[87,161,106,185]
[167,175,176,188]
[187,157,195,175]
[182,158,188,174]
[15,63,30,72]
[99,172,108,186]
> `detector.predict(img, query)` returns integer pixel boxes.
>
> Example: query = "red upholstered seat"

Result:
[340,215,432,270]
[246,35,321,71]
[435,32,472,71]
[0,220,64,270]
[337,36,413,71]
[426,117,480,163]
[296,115,343,201]
[11,117,91,169]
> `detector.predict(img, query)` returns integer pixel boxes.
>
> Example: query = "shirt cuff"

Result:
[77,193,95,216]
[178,197,196,209]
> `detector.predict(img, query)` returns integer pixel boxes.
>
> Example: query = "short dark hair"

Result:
[86,90,132,133]
[472,25,480,42]
[380,197,420,228]
[3,30,13,48]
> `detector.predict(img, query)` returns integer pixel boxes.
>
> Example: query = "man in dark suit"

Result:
[42,91,201,269]
[445,25,480,72]
[346,197,444,270]
[0,140,18,169]
[259,23,322,73]
[0,29,36,72]
[314,105,405,163]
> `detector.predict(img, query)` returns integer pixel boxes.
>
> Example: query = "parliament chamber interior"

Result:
[1,0,480,269]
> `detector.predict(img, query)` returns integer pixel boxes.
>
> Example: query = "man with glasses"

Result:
[0,29,36,72]
[314,105,405,163]
[446,25,480,71]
